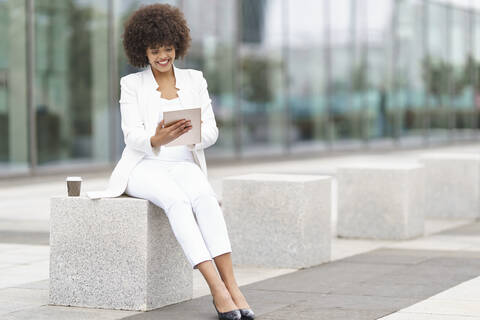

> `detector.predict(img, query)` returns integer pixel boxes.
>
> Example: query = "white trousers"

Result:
[124,158,232,269]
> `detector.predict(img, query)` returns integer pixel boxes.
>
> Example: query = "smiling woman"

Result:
[122,3,191,68]
[103,3,255,320]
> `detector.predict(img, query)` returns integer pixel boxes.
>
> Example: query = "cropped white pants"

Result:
[124,158,232,269]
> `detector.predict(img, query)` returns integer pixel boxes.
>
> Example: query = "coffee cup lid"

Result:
[66,176,82,181]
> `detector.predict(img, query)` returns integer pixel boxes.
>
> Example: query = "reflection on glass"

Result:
[0,0,28,172]
[408,0,427,143]
[451,7,474,136]
[393,0,427,144]
[239,0,285,156]
[426,2,450,141]
[287,0,327,152]
[329,0,361,148]
[364,0,393,143]
[35,0,110,165]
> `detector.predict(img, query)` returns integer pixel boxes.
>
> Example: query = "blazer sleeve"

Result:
[187,71,219,151]
[119,75,161,156]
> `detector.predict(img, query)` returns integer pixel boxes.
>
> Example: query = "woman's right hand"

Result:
[151,119,192,147]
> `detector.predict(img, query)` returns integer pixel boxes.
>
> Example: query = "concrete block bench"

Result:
[222,173,332,269]
[49,195,192,311]
[419,153,480,219]
[336,163,425,240]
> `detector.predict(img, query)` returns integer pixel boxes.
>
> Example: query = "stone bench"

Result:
[49,195,192,311]
[222,173,332,269]
[419,152,480,219]
[336,163,425,240]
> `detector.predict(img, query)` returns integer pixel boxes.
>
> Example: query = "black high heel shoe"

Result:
[212,299,241,320]
[239,308,255,320]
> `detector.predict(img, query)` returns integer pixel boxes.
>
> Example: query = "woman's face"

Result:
[146,44,176,73]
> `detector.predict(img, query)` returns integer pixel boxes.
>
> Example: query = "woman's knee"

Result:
[163,194,191,213]
[191,192,221,212]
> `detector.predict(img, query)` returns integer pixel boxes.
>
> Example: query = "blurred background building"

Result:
[1,0,480,178]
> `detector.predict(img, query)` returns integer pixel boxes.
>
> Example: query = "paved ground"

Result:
[1,222,479,319]
[1,141,480,319]
[96,222,480,320]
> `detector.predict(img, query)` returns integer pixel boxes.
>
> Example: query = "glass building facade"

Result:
[1,0,480,177]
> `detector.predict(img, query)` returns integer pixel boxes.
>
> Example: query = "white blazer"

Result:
[86,64,219,200]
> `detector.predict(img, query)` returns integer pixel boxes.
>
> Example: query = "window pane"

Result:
[329,0,362,149]
[239,0,286,156]
[426,2,450,142]
[35,0,110,166]
[451,7,475,137]
[0,0,28,174]
[364,0,394,145]
[287,0,328,153]
[391,0,427,145]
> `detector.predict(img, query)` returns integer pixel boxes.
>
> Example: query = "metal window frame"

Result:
[234,0,243,157]
[282,0,291,154]
[323,0,333,149]
[423,0,431,145]
[108,0,119,162]
[468,4,476,137]
[446,1,455,140]
[26,0,36,174]
[473,6,480,136]
[391,0,400,144]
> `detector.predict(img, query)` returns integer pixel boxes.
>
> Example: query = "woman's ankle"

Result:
[224,284,249,309]
[211,282,232,302]
[211,283,239,312]
[222,278,239,291]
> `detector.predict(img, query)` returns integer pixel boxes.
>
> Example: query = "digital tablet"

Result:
[162,107,201,147]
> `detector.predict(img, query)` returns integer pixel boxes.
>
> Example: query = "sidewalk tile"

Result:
[1,305,140,320]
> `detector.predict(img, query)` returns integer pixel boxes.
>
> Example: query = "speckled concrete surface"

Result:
[223,173,331,268]
[336,163,425,240]
[419,152,480,219]
[49,196,191,311]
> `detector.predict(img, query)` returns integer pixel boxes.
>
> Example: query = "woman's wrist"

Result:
[150,136,161,148]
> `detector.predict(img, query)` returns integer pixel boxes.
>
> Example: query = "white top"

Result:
[143,96,195,162]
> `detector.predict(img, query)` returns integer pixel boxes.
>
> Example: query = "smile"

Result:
[156,60,170,66]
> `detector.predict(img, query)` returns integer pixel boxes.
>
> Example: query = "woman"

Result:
[120,3,253,320]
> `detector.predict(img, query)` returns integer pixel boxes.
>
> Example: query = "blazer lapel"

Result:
[142,67,159,132]
[142,64,196,131]
[172,64,194,108]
